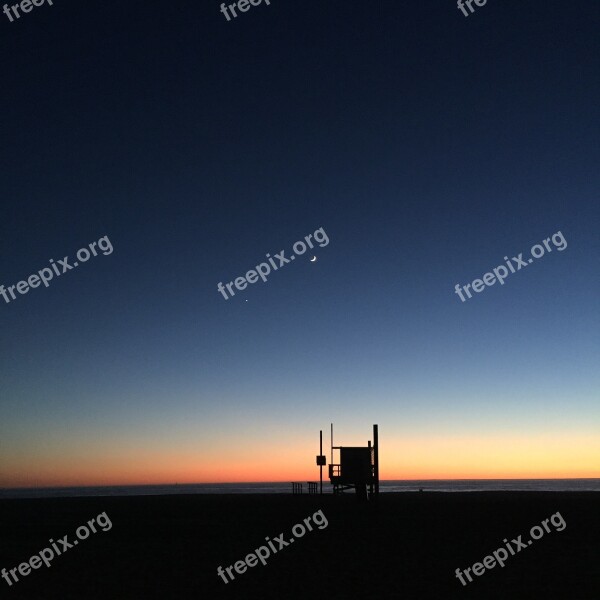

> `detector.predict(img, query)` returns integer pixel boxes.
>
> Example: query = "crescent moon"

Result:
[310,256,317,262]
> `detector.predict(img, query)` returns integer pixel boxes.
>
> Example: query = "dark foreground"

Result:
[0,492,598,599]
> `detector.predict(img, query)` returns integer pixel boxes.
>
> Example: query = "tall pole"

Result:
[368,440,373,499]
[331,423,333,464]
[319,430,323,495]
[375,423,379,495]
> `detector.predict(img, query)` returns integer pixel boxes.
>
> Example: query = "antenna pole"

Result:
[330,423,333,464]
[374,424,379,496]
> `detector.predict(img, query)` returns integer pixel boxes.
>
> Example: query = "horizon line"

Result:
[3,477,599,491]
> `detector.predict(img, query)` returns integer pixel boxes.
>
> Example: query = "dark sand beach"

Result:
[1,492,598,599]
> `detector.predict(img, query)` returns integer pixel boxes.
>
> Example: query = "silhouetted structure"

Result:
[316,429,326,494]
[291,481,318,494]
[317,423,379,500]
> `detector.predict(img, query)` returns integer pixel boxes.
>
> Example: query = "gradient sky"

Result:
[0,0,598,488]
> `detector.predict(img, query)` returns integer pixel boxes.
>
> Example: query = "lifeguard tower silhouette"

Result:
[316,423,380,500]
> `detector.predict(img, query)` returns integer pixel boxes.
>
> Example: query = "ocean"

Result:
[1,479,598,499]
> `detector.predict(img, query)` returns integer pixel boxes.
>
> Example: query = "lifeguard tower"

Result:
[316,423,380,500]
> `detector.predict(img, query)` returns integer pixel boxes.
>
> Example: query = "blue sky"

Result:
[0,0,598,486]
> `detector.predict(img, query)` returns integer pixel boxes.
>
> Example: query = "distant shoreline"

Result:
[1,479,599,499]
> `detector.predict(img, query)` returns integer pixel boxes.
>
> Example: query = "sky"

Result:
[0,0,598,488]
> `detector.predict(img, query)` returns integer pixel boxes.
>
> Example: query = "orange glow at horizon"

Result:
[2,432,599,488]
